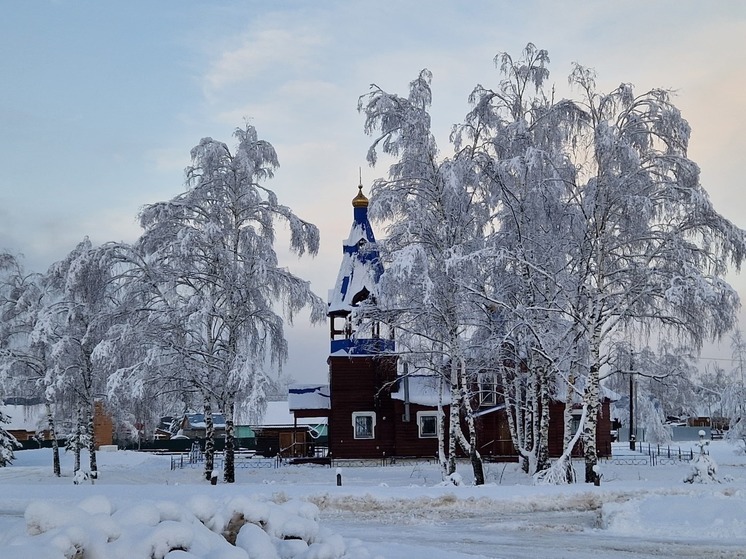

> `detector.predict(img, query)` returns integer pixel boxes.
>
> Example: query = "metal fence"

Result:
[170,448,281,470]
[603,442,694,467]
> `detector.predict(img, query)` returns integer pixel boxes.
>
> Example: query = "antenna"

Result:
[359,167,362,186]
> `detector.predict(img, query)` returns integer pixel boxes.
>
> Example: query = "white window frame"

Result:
[417,411,439,438]
[352,411,376,439]
[478,372,498,407]
[570,409,583,436]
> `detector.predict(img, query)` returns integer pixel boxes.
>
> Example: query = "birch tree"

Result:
[465,45,744,482]
[126,123,325,483]
[564,65,746,481]
[726,330,746,446]
[0,253,63,475]
[455,44,585,476]
[360,43,745,486]
[359,70,489,483]
[47,238,118,478]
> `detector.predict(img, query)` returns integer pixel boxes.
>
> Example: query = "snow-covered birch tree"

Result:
[123,123,325,483]
[359,70,490,484]
[563,64,746,482]
[454,44,585,476]
[725,329,746,447]
[0,253,63,475]
[360,43,745,486]
[46,238,119,479]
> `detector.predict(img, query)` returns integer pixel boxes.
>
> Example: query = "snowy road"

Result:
[1,504,743,559]
[327,511,746,559]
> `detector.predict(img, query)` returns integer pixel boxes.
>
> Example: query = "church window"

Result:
[352,412,376,439]
[417,411,438,438]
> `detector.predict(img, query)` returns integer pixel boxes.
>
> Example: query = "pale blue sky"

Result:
[2,1,745,381]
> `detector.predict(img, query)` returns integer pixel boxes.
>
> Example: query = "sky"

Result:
[2,0,746,384]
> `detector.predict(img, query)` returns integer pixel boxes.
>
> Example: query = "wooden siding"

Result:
[93,400,113,449]
[327,354,613,460]
[328,355,398,459]
[546,401,613,458]
[390,401,440,457]
[475,409,516,458]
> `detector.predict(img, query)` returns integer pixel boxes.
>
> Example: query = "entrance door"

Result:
[279,431,307,457]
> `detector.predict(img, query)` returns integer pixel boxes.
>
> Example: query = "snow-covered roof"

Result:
[0,404,47,432]
[391,375,449,407]
[259,401,327,427]
[185,413,226,429]
[602,386,622,402]
[554,377,623,403]
[288,384,330,411]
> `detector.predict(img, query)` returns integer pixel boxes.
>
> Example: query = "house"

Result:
[289,184,613,461]
[1,398,114,450]
[172,413,227,439]
[0,400,48,442]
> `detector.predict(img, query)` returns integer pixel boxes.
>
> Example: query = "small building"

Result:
[253,400,328,458]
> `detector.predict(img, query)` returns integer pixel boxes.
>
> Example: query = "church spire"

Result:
[327,180,392,355]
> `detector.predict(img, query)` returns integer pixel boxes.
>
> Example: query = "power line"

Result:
[697,356,740,362]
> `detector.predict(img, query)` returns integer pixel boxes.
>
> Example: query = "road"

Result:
[325,507,746,559]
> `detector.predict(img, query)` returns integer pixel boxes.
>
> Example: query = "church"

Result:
[289,184,613,462]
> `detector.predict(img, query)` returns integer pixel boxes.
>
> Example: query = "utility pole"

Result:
[629,351,636,451]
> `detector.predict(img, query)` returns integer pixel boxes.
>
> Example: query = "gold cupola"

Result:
[352,183,369,208]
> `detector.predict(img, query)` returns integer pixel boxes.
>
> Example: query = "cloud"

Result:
[203,25,327,96]
[212,79,345,130]
[146,146,191,174]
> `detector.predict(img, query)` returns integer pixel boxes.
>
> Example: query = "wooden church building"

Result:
[289,184,613,461]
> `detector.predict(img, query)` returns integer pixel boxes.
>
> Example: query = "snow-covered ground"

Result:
[1,441,745,558]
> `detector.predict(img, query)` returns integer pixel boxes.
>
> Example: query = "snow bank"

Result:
[3,493,381,559]
[603,491,746,540]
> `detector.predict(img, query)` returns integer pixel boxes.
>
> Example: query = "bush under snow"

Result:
[2,493,380,559]
[684,432,720,484]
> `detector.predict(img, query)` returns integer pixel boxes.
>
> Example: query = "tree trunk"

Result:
[87,402,98,479]
[45,401,60,477]
[73,407,82,473]
[527,367,536,465]
[563,366,577,483]
[447,360,460,476]
[203,399,215,481]
[223,400,235,483]
[459,360,484,485]
[437,375,448,480]
[501,361,530,473]
[515,376,531,474]
[582,358,601,483]
[536,365,551,473]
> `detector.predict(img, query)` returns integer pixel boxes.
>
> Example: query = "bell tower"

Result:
[326,183,397,459]
[327,183,392,354]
